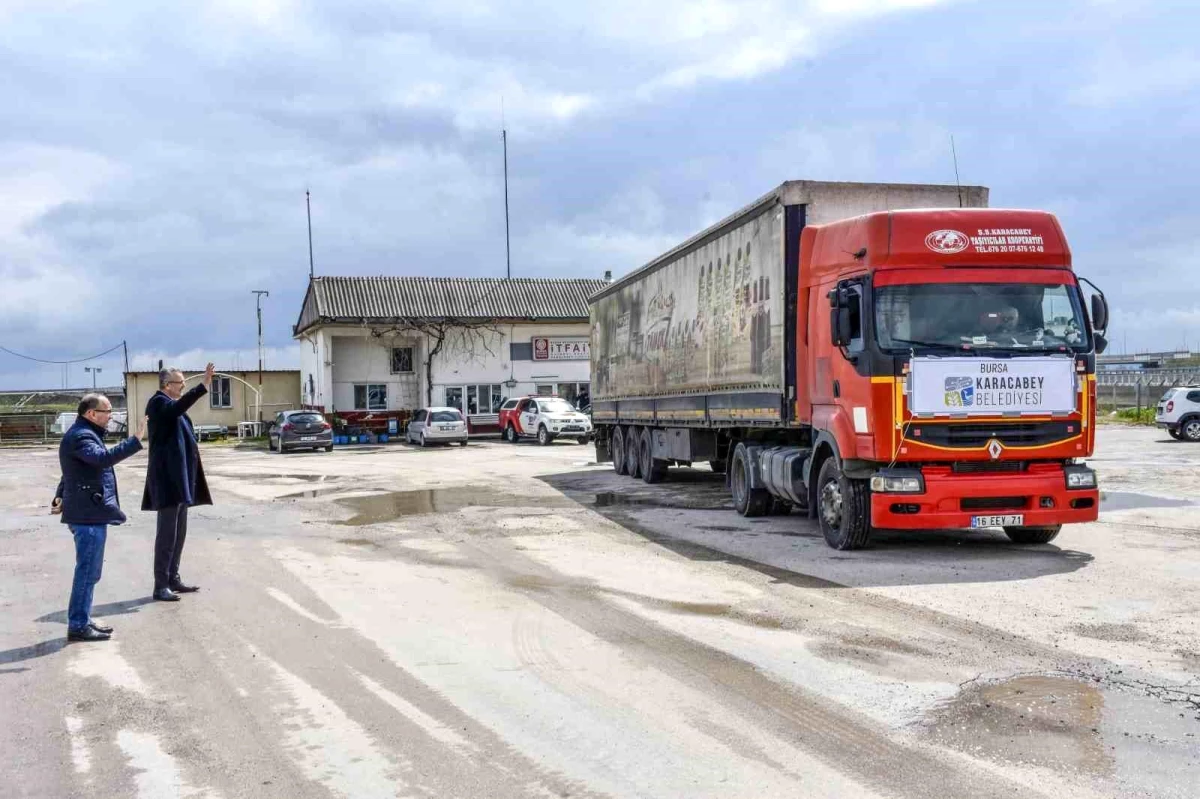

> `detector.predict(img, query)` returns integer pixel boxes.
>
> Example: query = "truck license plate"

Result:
[971,514,1024,528]
[300,436,317,442]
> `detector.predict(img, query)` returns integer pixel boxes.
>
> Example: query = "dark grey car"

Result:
[269,410,333,453]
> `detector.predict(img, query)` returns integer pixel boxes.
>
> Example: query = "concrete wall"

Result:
[306,322,592,413]
[125,370,301,427]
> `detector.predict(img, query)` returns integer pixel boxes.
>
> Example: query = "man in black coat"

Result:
[142,363,214,601]
[53,395,147,641]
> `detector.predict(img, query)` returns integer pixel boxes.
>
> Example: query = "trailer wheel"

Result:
[611,427,628,475]
[730,443,770,517]
[709,459,727,475]
[625,426,643,478]
[816,458,871,550]
[639,428,666,483]
[1003,525,1062,544]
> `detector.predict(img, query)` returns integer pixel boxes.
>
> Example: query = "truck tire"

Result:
[730,443,770,517]
[816,458,871,550]
[611,427,628,475]
[640,428,666,483]
[625,426,643,478]
[1004,524,1062,544]
[1182,418,1200,442]
[709,459,727,475]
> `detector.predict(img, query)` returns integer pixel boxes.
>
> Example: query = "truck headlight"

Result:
[870,469,924,494]
[1064,466,1097,489]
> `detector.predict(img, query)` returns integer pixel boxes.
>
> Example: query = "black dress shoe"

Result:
[68,627,111,642]
[153,588,180,602]
[89,621,113,634]
[169,580,199,593]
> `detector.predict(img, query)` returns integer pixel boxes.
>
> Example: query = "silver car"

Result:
[407,407,468,447]
[269,410,333,453]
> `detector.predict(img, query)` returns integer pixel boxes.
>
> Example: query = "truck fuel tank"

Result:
[758,446,812,507]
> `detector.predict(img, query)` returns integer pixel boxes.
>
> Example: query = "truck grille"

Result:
[961,496,1028,511]
[911,421,1075,448]
[951,461,1027,474]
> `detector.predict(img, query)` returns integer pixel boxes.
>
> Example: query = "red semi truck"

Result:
[590,181,1109,549]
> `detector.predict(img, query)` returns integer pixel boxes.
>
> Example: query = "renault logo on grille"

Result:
[986,439,1003,460]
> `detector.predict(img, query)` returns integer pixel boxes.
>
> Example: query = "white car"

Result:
[513,396,593,446]
[1156,386,1200,442]
[407,407,469,447]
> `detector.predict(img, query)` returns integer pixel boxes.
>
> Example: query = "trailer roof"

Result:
[591,180,988,301]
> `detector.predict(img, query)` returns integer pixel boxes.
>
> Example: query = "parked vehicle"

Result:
[499,396,592,445]
[53,411,127,437]
[269,410,333,452]
[1156,386,1200,441]
[407,407,468,446]
[590,180,1109,550]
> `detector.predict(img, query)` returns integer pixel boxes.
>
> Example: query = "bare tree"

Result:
[371,318,504,407]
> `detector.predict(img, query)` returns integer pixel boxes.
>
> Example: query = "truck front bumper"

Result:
[870,464,1099,530]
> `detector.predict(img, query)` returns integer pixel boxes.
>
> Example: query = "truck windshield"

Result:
[875,282,1089,353]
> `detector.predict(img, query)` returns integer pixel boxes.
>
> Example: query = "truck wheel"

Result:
[709,459,727,475]
[625,426,643,478]
[816,458,871,550]
[537,425,553,446]
[611,428,628,475]
[505,424,519,443]
[1183,418,1200,442]
[1004,525,1062,544]
[640,428,666,483]
[730,444,770,517]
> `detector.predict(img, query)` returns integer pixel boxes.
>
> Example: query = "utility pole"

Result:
[84,366,101,390]
[253,290,269,423]
[502,104,511,279]
[306,190,315,280]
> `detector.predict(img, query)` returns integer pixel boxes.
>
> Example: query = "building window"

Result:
[557,382,590,409]
[390,347,414,374]
[210,376,232,409]
[464,384,504,414]
[444,386,463,412]
[354,384,387,411]
[535,384,554,396]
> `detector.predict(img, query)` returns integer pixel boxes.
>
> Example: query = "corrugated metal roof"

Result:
[300,276,608,331]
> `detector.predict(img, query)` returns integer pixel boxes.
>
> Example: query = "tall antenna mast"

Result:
[502,98,511,280]
[306,189,315,279]
[950,134,963,208]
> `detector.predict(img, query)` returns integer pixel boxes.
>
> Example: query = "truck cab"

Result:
[799,209,1107,547]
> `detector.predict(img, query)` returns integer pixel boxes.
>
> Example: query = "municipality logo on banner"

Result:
[943,376,974,408]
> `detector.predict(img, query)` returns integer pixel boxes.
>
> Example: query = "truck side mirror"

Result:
[831,306,853,347]
[1090,293,1109,333]
[1093,333,1108,354]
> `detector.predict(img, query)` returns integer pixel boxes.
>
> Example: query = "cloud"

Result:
[2,0,1200,389]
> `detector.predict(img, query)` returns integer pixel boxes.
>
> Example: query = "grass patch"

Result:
[1114,407,1156,426]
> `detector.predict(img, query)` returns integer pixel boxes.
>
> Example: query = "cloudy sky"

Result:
[1,0,1197,389]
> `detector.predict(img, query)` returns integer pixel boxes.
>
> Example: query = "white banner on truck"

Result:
[909,356,1076,416]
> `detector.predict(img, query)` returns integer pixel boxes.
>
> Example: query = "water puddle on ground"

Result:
[592,492,729,511]
[279,487,347,500]
[1100,491,1196,512]
[334,488,574,525]
[925,675,1111,774]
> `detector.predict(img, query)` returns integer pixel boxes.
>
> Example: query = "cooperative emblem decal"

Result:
[944,376,974,408]
[925,229,970,254]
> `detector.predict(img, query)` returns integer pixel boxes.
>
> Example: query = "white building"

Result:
[293,276,606,430]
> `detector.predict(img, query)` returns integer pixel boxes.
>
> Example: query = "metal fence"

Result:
[1095,368,1200,414]
[0,413,58,444]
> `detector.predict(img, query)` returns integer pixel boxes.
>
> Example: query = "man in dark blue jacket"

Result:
[54,394,147,642]
[141,363,214,602]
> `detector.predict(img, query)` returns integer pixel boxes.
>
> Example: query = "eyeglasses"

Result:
[166,380,185,386]
[92,408,113,415]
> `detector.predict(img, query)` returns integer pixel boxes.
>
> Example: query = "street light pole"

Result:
[84,366,101,390]
[252,290,269,424]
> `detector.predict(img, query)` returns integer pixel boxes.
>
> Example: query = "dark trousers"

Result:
[154,504,189,590]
